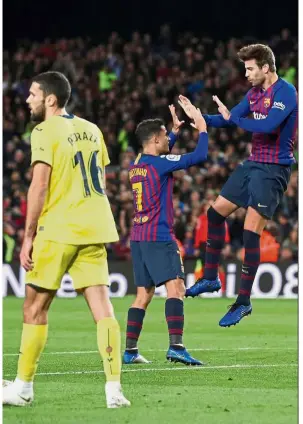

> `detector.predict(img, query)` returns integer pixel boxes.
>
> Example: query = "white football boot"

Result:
[2,378,34,406]
[105,381,131,408]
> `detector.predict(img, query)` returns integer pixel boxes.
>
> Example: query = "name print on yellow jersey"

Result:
[67,131,98,146]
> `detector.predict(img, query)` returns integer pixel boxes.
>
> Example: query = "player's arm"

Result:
[158,107,209,173]
[24,163,51,239]
[25,125,53,239]
[178,94,250,128]
[229,86,297,133]
[158,132,209,174]
[168,131,178,151]
[20,125,53,271]
[168,104,184,151]
[204,95,251,127]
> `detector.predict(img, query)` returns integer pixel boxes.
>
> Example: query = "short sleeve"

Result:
[30,124,54,166]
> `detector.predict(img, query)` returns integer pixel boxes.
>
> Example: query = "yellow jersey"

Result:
[30,114,119,244]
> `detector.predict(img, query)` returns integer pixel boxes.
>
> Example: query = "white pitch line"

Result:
[3,363,298,378]
[3,347,297,357]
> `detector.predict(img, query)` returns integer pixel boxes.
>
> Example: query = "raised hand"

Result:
[178,95,195,119]
[169,104,185,134]
[190,107,207,133]
[212,95,231,120]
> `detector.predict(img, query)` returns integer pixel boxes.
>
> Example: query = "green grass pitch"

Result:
[3,297,297,424]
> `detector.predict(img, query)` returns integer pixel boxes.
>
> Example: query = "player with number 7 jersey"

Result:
[124,106,209,367]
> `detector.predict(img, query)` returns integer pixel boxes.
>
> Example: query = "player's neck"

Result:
[262,73,279,91]
[142,147,158,156]
[44,107,68,121]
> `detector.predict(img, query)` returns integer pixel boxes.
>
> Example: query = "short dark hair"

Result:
[135,118,165,145]
[32,71,71,108]
[237,44,276,72]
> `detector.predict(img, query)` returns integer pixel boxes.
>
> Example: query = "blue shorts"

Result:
[130,240,185,288]
[220,161,291,219]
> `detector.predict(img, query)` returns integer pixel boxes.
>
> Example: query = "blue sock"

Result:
[165,298,184,347]
[204,207,226,280]
[236,230,260,305]
[126,307,145,351]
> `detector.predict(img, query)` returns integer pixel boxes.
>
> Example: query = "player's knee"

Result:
[245,207,267,234]
[166,279,185,299]
[207,205,226,224]
[133,293,153,310]
[23,303,47,324]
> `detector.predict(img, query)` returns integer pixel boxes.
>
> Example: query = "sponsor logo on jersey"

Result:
[272,101,286,111]
[253,112,267,120]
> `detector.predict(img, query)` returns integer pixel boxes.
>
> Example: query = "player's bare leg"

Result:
[244,206,268,234]
[165,278,203,365]
[3,285,56,406]
[132,286,155,310]
[123,287,154,364]
[82,285,130,408]
[186,196,238,297]
[213,196,239,217]
[219,207,267,327]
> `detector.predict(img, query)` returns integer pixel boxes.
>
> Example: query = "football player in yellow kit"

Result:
[3,71,130,409]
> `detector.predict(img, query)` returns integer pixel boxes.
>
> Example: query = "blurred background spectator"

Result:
[3,26,298,262]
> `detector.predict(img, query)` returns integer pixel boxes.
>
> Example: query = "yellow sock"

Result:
[97,317,121,382]
[17,323,48,382]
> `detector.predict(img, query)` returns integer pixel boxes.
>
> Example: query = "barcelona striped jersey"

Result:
[129,132,208,241]
[205,78,297,165]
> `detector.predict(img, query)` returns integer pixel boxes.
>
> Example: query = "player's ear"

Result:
[262,64,269,74]
[45,94,57,108]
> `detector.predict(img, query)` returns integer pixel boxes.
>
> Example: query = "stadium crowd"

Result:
[3,26,298,264]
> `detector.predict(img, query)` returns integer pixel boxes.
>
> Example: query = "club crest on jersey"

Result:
[264,97,271,108]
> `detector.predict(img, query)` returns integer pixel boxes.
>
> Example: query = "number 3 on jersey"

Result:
[73,151,105,197]
[132,182,143,211]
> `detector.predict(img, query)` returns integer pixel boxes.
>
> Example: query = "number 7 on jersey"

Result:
[132,182,143,211]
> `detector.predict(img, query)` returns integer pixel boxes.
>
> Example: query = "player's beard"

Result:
[30,101,46,123]
[251,74,266,87]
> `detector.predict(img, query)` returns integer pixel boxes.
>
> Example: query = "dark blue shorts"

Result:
[220,161,291,219]
[130,240,185,288]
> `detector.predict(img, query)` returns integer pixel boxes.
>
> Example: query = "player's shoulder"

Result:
[144,153,181,166]
[33,115,72,132]
[277,78,297,95]
[30,118,57,142]
[151,154,182,173]
[129,154,168,169]
[144,154,183,169]
[32,118,52,133]
[73,115,101,133]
